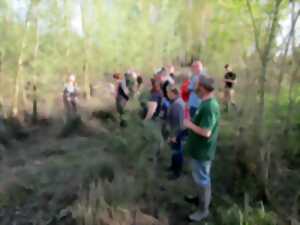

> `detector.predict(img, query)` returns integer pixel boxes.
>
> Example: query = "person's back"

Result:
[168,97,185,133]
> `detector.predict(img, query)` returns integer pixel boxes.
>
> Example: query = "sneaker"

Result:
[184,195,199,206]
[188,210,209,222]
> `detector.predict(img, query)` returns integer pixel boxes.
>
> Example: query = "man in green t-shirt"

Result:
[183,75,220,222]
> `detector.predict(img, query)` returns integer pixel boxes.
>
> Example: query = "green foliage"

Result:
[216,203,277,225]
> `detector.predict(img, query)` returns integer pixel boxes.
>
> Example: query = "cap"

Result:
[198,75,215,91]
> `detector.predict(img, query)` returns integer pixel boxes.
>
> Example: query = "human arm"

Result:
[183,108,216,139]
[184,119,212,138]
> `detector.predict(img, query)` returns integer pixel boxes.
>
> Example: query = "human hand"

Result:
[168,137,177,144]
[184,119,193,129]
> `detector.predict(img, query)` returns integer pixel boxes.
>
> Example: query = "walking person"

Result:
[184,75,220,222]
[166,86,185,180]
[63,74,79,120]
[115,72,132,127]
[223,64,237,112]
[188,60,203,118]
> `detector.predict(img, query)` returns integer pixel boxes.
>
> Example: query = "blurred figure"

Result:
[167,64,176,79]
[188,60,203,118]
[136,74,144,93]
[144,78,162,120]
[63,74,79,119]
[154,67,175,120]
[223,64,237,112]
[115,72,131,127]
[166,86,185,179]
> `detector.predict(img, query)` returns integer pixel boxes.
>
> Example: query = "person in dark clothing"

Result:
[114,73,131,127]
[166,86,185,179]
[156,67,175,120]
[144,78,163,120]
[223,64,237,112]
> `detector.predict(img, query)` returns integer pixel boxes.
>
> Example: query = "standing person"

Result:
[184,75,220,222]
[144,78,163,121]
[115,73,130,127]
[166,86,185,179]
[159,68,175,120]
[223,64,237,112]
[188,60,203,118]
[63,74,79,120]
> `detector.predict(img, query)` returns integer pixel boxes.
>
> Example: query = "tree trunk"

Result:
[32,17,40,122]
[12,1,34,117]
[80,2,91,100]
[275,3,300,102]
[247,0,283,197]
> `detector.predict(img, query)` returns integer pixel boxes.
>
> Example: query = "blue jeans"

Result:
[191,159,212,187]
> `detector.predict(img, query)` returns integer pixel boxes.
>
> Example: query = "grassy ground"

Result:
[0,91,298,225]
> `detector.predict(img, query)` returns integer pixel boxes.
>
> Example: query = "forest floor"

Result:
[0,87,299,225]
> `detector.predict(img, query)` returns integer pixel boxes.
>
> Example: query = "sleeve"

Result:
[199,107,216,131]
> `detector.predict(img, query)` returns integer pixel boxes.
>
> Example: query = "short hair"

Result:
[224,64,230,69]
[113,73,121,80]
[151,78,161,92]
[167,85,179,96]
[137,76,143,85]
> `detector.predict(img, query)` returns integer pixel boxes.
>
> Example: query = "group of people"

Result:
[110,61,237,222]
[62,61,237,222]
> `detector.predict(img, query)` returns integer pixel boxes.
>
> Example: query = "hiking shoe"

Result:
[184,195,199,206]
[188,210,209,222]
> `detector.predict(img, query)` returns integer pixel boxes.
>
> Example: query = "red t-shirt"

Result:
[180,79,190,103]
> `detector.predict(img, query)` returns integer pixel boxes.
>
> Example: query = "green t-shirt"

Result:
[185,98,220,161]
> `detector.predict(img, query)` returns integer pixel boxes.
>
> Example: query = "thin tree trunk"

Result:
[247,0,283,197]
[80,3,91,99]
[12,1,34,116]
[275,3,300,101]
[32,18,39,123]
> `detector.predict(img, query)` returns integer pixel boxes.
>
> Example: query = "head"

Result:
[69,74,76,84]
[167,86,179,101]
[151,78,161,93]
[224,64,232,72]
[167,64,175,75]
[191,60,203,75]
[196,75,215,98]
[113,73,121,81]
[156,67,167,80]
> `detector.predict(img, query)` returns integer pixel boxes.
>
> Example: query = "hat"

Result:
[198,75,215,91]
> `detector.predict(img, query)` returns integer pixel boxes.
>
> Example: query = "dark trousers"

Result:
[170,132,185,176]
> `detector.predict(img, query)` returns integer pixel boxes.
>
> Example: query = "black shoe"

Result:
[184,195,199,206]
